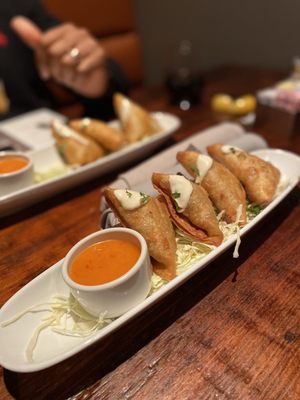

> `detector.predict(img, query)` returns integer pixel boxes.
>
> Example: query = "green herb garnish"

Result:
[56,143,66,156]
[191,166,200,176]
[175,203,183,212]
[125,190,132,198]
[247,202,262,219]
[172,192,182,212]
[140,192,149,204]
[172,192,181,199]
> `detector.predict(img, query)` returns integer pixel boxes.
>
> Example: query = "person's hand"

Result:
[10,16,109,98]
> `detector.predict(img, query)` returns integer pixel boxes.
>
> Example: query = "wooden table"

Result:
[1,66,299,400]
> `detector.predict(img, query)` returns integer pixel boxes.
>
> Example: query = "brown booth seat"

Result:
[42,0,144,117]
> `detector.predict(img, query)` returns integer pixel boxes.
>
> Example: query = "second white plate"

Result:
[0,111,181,217]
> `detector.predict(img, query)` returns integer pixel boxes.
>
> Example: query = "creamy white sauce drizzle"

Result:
[169,175,193,212]
[221,145,243,154]
[114,189,146,210]
[120,98,131,123]
[80,118,91,130]
[195,154,213,183]
[53,119,88,145]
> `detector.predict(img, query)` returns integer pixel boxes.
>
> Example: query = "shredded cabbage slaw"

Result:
[0,203,262,362]
[34,163,74,183]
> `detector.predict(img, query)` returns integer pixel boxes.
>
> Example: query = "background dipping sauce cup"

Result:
[0,151,34,197]
[62,228,152,318]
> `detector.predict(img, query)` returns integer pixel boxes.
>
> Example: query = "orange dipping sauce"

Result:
[0,156,28,174]
[69,239,141,286]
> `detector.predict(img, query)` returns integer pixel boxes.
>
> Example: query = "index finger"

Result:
[10,16,42,49]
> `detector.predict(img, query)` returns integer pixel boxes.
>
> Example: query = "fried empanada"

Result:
[103,187,177,280]
[52,119,104,165]
[69,118,125,152]
[113,93,161,143]
[177,151,247,225]
[207,144,281,206]
[152,173,223,246]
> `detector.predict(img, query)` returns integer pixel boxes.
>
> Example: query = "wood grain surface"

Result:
[0,66,299,400]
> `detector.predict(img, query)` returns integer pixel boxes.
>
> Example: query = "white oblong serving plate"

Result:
[0,112,181,217]
[0,148,299,373]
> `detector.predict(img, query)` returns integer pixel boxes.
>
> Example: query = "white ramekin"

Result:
[62,228,152,318]
[0,151,34,197]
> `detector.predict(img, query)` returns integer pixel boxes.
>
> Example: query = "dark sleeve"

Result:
[79,58,130,120]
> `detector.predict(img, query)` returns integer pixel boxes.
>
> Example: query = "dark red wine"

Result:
[165,70,202,108]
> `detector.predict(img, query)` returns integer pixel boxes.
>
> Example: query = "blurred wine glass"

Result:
[165,40,202,110]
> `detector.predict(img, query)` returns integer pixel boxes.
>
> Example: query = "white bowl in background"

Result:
[0,151,34,197]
